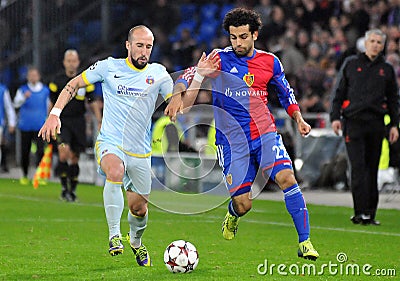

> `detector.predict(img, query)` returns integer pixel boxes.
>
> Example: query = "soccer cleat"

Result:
[298,238,319,261]
[69,192,77,202]
[126,233,152,266]
[108,234,124,256]
[367,219,381,226]
[19,177,29,185]
[222,211,240,240]
[60,190,72,202]
[38,179,48,186]
[350,215,362,224]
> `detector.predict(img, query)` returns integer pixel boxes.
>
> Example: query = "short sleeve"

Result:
[159,74,173,100]
[82,59,108,85]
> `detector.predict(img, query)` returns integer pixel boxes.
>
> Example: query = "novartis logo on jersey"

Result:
[117,85,147,97]
[224,87,267,97]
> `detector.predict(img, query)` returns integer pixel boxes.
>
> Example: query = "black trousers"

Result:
[20,130,45,177]
[344,119,385,219]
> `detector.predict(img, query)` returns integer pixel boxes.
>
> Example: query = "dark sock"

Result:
[58,161,69,193]
[68,164,80,199]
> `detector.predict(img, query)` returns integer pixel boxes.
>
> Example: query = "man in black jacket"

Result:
[330,29,399,225]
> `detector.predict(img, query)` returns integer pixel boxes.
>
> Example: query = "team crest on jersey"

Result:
[243,73,254,87]
[146,75,155,84]
[226,174,232,185]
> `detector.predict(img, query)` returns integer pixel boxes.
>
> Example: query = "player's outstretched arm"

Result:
[165,83,185,122]
[292,110,311,137]
[38,75,87,142]
[165,50,220,121]
[183,50,220,107]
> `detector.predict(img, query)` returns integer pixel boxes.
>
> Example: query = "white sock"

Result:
[128,210,148,248]
[103,180,124,239]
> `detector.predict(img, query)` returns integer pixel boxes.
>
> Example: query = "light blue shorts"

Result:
[95,141,152,195]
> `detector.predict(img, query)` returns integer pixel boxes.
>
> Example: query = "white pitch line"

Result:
[0,218,104,223]
[243,219,400,237]
[1,193,399,237]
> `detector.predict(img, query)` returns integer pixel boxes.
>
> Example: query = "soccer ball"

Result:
[164,240,199,273]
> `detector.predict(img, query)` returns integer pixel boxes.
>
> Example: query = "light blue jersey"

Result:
[82,57,173,157]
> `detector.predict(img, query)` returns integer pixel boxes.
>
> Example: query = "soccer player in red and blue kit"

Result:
[166,8,319,260]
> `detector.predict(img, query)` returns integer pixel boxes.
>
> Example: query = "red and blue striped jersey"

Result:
[177,47,300,145]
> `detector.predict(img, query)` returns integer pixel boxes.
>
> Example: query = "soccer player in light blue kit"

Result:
[39,25,173,266]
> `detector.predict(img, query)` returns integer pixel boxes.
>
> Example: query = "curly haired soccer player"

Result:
[166,8,319,260]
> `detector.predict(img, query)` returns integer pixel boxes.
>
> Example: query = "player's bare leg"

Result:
[222,193,252,240]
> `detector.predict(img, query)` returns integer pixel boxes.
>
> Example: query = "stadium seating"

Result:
[200,3,219,20]
[196,21,219,46]
[179,3,197,23]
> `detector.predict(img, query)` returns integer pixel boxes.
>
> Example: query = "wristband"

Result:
[50,107,62,117]
[193,71,204,83]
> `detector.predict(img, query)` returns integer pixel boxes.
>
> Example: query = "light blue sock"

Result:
[283,184,310,242]
[103,180,124,239]
[128,210,148,248]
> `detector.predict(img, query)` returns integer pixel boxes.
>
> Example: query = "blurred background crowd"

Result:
[0,0,400,183]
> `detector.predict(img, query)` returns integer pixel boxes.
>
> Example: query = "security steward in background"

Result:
[49,49,102,202]
[330,29,399,225]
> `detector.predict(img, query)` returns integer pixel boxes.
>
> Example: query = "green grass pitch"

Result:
[0,178,399,280]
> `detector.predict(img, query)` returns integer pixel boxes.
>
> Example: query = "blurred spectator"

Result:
[0,18,10,50]
[386,25,400,42]
[328,15,341,33]
[0,83,16,174]
[296,29,310,58]
[297,59,326,98]
[386,38,399,55]
[254,0,272,26]
[387,0,400,27]
[148,0,179,34]
[151,26,172,64]
[369,1,390,28]
[386,52,400,87]
[259,5,286,50]
[299,92,326,114]
[340,13,359,48]
[172,28,197,69]
[279,36,306,76]
[330,28,349,60]
[301,0,323,32]
[210,35,230,52]
[350,0,370,37]
[307,42,322,63]
[14,66,49,185]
